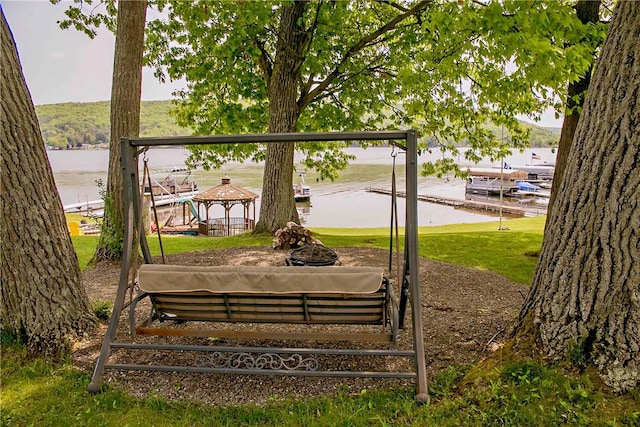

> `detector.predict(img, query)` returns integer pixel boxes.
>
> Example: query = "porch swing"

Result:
[88,130,428,403]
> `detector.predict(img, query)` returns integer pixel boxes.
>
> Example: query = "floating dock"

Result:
[366,187,547,217]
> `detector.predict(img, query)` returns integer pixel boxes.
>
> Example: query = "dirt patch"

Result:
[76,246,528,406]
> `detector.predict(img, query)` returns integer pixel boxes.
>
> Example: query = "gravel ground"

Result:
[75,246,528,406]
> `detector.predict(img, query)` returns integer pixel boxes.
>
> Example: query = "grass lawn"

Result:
[4,216,639,425]
[73,216,544,284]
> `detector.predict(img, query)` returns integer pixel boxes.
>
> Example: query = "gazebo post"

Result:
[244,202,250,230]
[225,204,230,236]
[205,201,209,236]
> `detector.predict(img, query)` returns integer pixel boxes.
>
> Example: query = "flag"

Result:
[504,162,512,169]
[531,152,541,160]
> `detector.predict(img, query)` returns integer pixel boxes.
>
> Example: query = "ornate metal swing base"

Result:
[194,351,320,371]
[103,343,417,379]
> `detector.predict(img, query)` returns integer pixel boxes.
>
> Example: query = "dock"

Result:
[366,187,547,217]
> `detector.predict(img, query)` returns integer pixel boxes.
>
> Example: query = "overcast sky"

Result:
[1,0,183,105]
[2,0,563,127]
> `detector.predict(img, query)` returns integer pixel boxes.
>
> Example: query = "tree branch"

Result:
[299,0,431,108]
[306,56,393,107]
[298,1,324,102]
[254,38,273,87]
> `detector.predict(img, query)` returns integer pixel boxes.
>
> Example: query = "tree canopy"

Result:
[55,0,605,231]
[144,1,604,176]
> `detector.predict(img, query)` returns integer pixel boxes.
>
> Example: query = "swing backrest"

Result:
[136,264,389,325]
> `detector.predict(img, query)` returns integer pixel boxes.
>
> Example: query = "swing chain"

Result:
[390,144,398,159]
[388,141,401,280]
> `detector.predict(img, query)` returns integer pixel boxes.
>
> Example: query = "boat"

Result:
[498,163,555,181]
[293,171,311,202]
[64,169,199,223]
[515,180,542,192]
[63,199,104,214]
[296,200,311,224]
[465,168,528,196]
[144,167,198,196]
[155,196,201,236]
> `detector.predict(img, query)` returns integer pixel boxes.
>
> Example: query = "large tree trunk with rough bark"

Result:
[512,0,639,392]
[93,0,147,260]
[254,2,307,233]
[0,9,95,357]
[547,0,600,214]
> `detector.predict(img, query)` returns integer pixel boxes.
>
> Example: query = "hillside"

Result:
[36,100,559,148]
[36,100,190,148]
[542,126,562,135]
[483,121,560,148]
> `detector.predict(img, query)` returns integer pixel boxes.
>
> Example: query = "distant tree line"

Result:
[35,100,190,148]
[36,99,559,149]
[484,121,560,148]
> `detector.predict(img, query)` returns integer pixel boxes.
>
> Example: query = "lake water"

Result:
[48,146,555,228]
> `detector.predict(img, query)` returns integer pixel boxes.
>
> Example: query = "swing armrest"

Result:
[129,292,150,336]
[385,280,400,342]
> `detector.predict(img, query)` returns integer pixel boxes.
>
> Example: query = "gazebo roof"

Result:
[193,175,258,203]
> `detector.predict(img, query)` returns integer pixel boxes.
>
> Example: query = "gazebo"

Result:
[193,175,258,237]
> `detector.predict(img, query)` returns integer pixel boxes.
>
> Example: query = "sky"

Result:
[1,0,184,105]
[1,0,564,128]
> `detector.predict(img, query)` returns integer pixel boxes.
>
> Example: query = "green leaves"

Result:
[404,0,606,174]
[51,0,116,37]
[52,0,607,179]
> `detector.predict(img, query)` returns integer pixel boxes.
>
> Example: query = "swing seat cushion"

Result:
[138,264,385,295]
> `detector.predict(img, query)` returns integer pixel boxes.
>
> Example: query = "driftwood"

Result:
[272,222,323,249]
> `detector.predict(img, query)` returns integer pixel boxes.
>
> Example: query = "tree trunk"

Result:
[512,0,639,392]
[547,0,600,214]
[0,10,95,358]
[254,2,307,233]
[93,0,147,260]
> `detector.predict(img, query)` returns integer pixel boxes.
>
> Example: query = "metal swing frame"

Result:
[88,130,428,403]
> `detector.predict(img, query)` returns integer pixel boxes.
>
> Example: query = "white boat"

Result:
[64,168,199,216]
[465,168,528,196]
[144,167,198,196]
[497,164,555,181]
[294,171,311,202]
[63,199,104,214]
